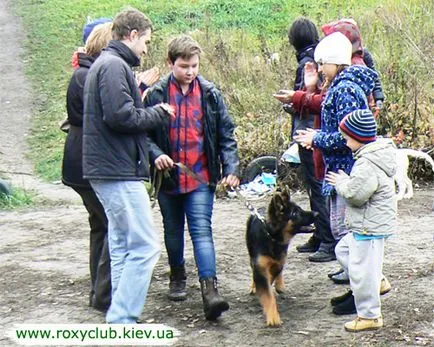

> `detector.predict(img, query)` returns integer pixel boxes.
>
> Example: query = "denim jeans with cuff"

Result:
[90,180,160,324]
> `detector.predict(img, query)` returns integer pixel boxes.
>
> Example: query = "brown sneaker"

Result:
[380,277,392,295]
[344,316,383,332]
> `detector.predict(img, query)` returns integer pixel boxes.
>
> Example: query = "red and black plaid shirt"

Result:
[169,75,210,194]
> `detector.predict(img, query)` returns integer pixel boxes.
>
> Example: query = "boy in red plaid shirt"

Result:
[145,35,240,321]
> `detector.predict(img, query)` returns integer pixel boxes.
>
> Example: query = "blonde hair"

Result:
[85,22,113,58]
[322,64,348,92]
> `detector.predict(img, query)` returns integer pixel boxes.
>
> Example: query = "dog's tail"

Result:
[400,149,434,173]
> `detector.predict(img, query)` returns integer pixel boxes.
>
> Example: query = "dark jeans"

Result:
[158,184,216,279]
[298,145,335,251]
[72,187,111,309]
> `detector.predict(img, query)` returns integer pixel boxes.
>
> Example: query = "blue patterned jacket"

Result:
[312,65,378,195]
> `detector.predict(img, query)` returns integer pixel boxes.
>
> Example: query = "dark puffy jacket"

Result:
[144,74,240,189]
[62,53,94,188]
[291,44,316,136]
[83,41,168,180]
[363,48,384,102]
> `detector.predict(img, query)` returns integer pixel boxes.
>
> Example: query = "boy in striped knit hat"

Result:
[325,109,397,332]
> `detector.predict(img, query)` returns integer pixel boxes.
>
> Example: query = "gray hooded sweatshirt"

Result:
[335,139,397,235]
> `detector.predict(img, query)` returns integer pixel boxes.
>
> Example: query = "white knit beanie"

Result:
[314,32,352,65]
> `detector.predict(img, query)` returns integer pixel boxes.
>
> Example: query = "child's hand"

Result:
[220,174,240,188]
[304,62,319,92]
[293,128,317,150]
[273,90,295,103]
[155,154,174,171]
[137,66,160,88]
[325,170,348,186]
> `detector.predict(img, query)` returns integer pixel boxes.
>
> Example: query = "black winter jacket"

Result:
[83,41,168,181]
[62,53,94,188]
[363,48,385,102]
[144,74,240,190]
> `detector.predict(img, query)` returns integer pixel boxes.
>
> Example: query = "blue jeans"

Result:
[158,184,216,279]
[90,180,160,324]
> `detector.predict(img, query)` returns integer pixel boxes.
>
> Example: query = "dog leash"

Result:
[150,162,209,208]
[152,163,267,225]
[232,187,266,224]
[174,162,209,185]
[175,164,268,224]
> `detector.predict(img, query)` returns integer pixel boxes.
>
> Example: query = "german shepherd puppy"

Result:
[246,190,317,327]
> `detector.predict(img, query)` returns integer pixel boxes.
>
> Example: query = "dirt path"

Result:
[0,0,80,203]
[0,1,433,346]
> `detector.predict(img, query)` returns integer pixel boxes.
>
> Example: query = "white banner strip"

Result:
[8,324,180,346]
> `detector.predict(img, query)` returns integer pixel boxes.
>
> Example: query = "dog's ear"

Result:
[282,185,291,202]
[269,194,285,217]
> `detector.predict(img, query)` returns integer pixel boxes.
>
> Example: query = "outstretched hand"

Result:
[293,128,317,150]
[137,66,160,88]
[325,170,348,186]
[273,89,295,104]
[304,62,319,92]
[158,103,175,118]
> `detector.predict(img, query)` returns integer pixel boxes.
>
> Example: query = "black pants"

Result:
[298,145,335,250]
[72,186,111,309]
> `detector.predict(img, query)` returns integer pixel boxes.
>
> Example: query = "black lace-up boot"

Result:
[168,265,187,301]
[199,277,229,320]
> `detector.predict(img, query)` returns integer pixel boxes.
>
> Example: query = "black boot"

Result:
[296,235,321,253]
[332,292,356,315]
[199,277,229,320]
[168,265,187,301]
[330,289,353,306]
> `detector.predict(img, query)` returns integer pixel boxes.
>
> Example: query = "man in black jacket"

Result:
[83,8,173,324]
[144,35,240,321]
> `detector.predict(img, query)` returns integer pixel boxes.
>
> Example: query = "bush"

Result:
[0,187,35,210]
[13,0,434,181]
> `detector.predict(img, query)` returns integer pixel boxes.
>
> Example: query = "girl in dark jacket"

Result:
[62,22,113,311]
[276,17,335,262]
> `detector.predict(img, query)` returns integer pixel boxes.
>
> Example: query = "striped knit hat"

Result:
[339,109,377,143]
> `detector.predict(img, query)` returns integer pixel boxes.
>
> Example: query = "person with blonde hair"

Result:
[62,21,113,312]
[71,18,111,69]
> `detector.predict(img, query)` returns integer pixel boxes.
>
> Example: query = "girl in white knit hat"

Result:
[293,32,394,323]
[293,31,377,246]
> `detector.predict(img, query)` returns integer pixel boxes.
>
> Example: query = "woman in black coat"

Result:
[62,22,113,311]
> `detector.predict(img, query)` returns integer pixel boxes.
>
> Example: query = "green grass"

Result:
[0,188,35,210]
[12,0,434,180]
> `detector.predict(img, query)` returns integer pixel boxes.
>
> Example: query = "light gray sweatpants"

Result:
[335,232,385,319]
